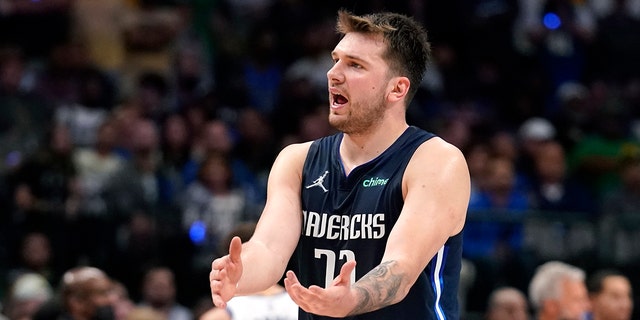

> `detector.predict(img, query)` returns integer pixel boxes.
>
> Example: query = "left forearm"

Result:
[347,260,408,316]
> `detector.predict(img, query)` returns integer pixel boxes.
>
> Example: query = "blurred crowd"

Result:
[1,0,640,319]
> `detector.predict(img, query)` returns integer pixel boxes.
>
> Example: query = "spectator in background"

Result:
[466,155,531,254]
[232,108,279,206]
[158,113,196,205]
[70,119,125,268]
[189,120,233,166]
[169,42,213,112]
[178,152,251,272]
[1,272,53,320]
[600,149,640,216]
[189,119,260,206]
[9,123,79,218]
[485,286,530,320]
[54,67,116,148]
[550,81,594,151]
[489,129,532,193]
[122,72,171,122]
[6,124,79,265]
[465,140,492,208]
[587,269,633,320]
[111,210,193,305]
[465,154,533,313]
[37,266,116,320]
[73,119,125,218]
[111,211,163,300]
[5,232,57,291]
[525,140,599,265]
[528,261,591,320]
[101,118,192,290]
[110,281,135,320]
[567,107,640,199]
[102,118,175,219]
[517,117,557,181]
[138,267,192,320]
[236,25,283,116]
[0,46,52,176]
[530,140,596,215]
[598,150,640,265]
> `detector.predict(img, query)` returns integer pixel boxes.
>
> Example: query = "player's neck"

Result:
[340,121,408,174]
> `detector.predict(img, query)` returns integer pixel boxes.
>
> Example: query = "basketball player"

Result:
[209,10,470,319]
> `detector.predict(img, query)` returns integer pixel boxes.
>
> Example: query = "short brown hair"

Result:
[336,10,431,104]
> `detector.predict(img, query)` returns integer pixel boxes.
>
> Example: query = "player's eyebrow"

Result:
[331,51,367,64]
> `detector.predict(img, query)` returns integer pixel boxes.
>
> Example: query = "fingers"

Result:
[211,291,227,309]
[332,260,356,286]
[209,256,236,309]
[284,270,314,311]
[284,270,309,301]
[228,236,242,263]
[284,273,324,300]
[283,270,300,292]
[340,260,357,275]
[211,256,225,271]
[209,266,227,308]
[285,270,345,315]
[211,236,241,272]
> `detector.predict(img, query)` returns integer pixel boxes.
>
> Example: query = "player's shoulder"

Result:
[411,136,468,170]
[278,141,314,158]
[419,134,463,153]
[272,141,314,169]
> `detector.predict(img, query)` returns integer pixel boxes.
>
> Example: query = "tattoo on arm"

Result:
[348,260,404,316]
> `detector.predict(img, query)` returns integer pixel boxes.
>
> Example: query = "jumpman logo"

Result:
[306,171,329,193]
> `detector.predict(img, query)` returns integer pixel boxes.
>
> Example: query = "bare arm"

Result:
[349,137,470,314]
[210,142,310,306]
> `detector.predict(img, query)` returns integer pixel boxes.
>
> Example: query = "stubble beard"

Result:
[329,95,386,135]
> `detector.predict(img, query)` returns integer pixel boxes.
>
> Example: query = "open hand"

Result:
[210,236,243,308]
[284,260,358,317]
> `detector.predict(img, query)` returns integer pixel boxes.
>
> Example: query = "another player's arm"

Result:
[233,142,310,294]
[347,137,470,315]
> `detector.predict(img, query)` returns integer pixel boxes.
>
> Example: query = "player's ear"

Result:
[388,77,409,102]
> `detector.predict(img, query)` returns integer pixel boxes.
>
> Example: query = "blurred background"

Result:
[1,0,640,319]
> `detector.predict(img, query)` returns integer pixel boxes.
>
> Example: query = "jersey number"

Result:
[314,249,356,288]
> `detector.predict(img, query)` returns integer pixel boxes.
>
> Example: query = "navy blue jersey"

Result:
[295,126,463,320]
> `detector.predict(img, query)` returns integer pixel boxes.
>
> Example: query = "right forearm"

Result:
[236,240,289,295]
[347,260,408,316]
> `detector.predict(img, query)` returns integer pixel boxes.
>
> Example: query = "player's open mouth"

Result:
[332,94,348,106]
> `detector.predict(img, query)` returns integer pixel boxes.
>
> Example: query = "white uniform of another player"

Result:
[226,288,298,320]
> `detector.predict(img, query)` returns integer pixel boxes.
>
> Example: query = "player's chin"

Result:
[328,114,347,128]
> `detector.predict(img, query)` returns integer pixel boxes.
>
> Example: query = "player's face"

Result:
[327,32,392,135]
